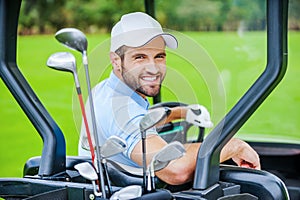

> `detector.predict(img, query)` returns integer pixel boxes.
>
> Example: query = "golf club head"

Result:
[101,136,127,158]
[74,162,98,181]
[110,185,142,200]
[55,28,87,53]
[152,141,186,171]
[139,107,169,134]
[46,52,77,73]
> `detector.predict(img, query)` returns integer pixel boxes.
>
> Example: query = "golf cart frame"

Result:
[0,0,298,199]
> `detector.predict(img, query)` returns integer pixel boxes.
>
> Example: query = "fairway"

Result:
[1,31,299,177]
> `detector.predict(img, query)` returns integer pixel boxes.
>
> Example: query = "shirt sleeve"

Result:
[111,96,157,159]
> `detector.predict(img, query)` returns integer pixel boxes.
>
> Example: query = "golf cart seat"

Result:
[105,160,166,187]
[105,160,192,192]
[219,165,289,200]
[106,159,290,199]
[23,155,191,192]
[24,156,92,181]
[23,155,290,199]
[23,156,149,184]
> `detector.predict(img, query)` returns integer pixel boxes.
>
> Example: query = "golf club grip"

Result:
[78,92,95,162]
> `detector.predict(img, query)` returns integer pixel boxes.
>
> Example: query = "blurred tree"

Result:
[175,0,221,31]
[20,0,66,34]
[289,0,300,30]
[216,0,232,31]
[18,0,300,34]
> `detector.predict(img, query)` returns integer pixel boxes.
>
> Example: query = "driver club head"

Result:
[55,28,87,53]
[46,52,77,73]
[101,136,127,158]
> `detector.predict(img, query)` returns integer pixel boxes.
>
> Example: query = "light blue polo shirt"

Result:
[79,71,157,168]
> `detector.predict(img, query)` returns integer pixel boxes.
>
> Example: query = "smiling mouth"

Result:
[141,76,159,82]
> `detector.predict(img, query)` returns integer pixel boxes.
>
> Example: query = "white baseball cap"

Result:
[110,12,178,52]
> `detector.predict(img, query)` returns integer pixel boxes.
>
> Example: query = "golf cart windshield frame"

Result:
[193,0,288,189]
[0,0,288,190]
[0,0,66,177]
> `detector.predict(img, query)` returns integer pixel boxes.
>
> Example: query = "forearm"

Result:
[131,135,199,185]
[156,142,200,185]
[158,106,187,125]
[220,138,261,169]
[158,139,261,185]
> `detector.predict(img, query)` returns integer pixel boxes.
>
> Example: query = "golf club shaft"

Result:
[146,164,155,192]
[102,160,112,196]
[74,61,102,196]
[82,51,106,198]
[142,136,147,193]
[92,181,102,197]
[77,87,95,162]
[150,167,156,192]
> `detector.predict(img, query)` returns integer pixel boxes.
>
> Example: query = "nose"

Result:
[145,59,159,74]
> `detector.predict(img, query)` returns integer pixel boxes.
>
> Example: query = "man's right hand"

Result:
[221,138,261,170]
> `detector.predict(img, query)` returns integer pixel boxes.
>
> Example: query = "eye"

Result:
[134,54,146,60]
[155,53,166,59]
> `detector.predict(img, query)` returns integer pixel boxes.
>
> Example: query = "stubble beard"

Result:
[121,68,162,97]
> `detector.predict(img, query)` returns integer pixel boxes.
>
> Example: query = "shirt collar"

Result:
[107,72,149,109]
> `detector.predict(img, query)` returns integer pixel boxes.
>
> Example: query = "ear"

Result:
[110,52,122,72]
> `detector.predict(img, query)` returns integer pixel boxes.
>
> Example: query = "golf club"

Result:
[139,107,171,193]
[46,52,96,162]
[101,136,127,158]
[146,141,186,192]
[74,162,102,197]
[100,136,127,197]
[110,185,142,200]
[55,28,106,198]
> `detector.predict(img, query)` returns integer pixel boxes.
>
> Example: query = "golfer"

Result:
[79,12,260,185]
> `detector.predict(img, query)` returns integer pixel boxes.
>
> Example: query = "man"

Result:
[79,12,260,185]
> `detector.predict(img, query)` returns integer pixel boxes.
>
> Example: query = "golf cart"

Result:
[0,0,298,199]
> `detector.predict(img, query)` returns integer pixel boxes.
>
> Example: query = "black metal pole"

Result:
[0,0,66,177]
[144,0,161,104]
[144,0,155,18]
[193,0,288,189]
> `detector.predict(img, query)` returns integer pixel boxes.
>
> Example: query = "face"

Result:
[116,37,167,97]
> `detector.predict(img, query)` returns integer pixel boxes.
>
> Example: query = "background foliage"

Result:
[19,0,300,35]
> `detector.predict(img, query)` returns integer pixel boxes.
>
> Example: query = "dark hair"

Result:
[115,45,128,62]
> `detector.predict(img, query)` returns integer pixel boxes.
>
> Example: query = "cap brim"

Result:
[161,33,178,49]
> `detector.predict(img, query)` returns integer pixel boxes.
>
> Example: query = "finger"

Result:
[237,141,261,169]
[244,150,261,170]
[240,160,254,168]
[233,157,261,170]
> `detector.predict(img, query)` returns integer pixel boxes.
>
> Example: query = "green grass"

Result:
[0,31,299,177]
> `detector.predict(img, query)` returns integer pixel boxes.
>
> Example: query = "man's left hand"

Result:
[186,104,213,128]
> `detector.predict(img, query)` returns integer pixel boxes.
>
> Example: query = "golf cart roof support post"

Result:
[193,0,288,190]
[0,0,66,176]
[144,0,161,104]
[144,0,155,18]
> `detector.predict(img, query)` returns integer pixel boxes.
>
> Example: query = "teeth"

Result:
[142,76,157,81]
